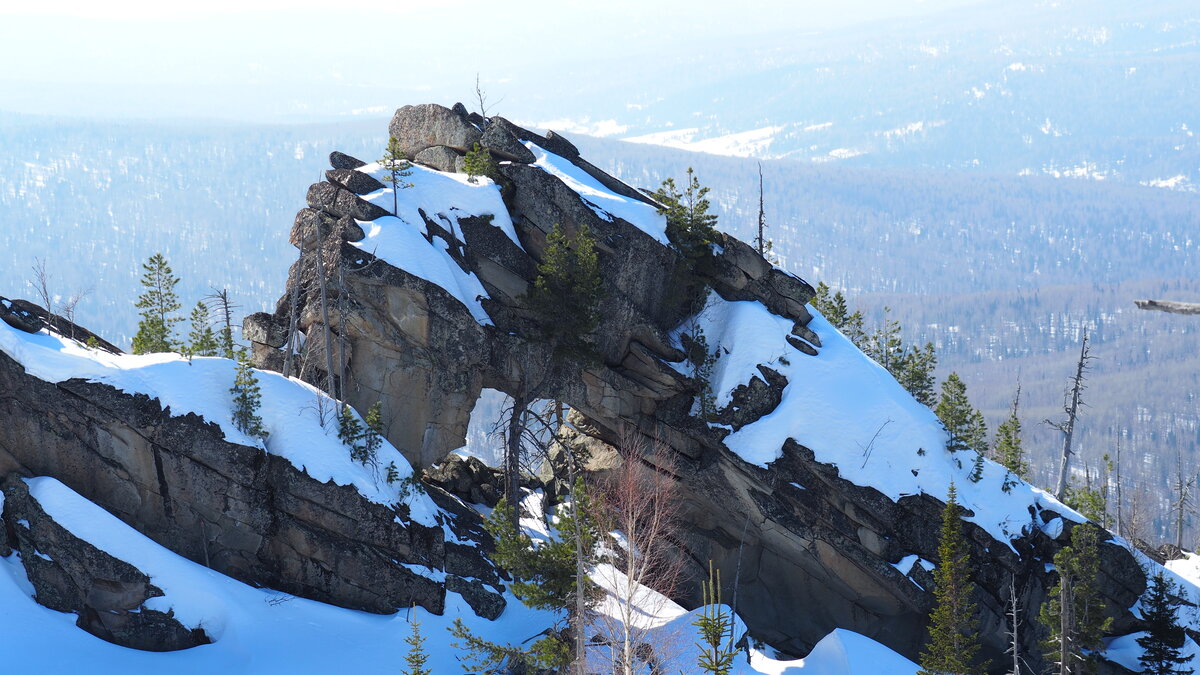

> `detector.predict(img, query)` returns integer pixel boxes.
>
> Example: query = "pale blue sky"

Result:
[0,0,986,121]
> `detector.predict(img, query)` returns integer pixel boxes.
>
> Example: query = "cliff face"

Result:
[243,103,1153,671]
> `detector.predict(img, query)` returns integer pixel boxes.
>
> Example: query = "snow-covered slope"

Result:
[0,320,437,525]
[677,291,1082,547]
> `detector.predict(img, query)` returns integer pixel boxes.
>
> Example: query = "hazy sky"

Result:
[0,0,987,121]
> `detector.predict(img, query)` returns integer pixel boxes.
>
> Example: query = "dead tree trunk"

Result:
[1050,328,1093,500]
[1172,457,1195,550]
[281,244,304,379]
[504,393,528,529]
[1135,299,1200,315]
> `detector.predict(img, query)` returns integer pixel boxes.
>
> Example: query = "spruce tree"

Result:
[810,282,866,347]
[186,301,219,357]
[1138,572,1195,675]
[863,307,905,374]
[1040,523,1112,675]
[695,562,737,675]
[379,136,413,215]
[529,223,604,360]
[230,349,267,440]
[361,401,384,467]
[654,167,719,261]
[463,142,498,184]
[132,252,182,354]
[936,373,980,455]
[402,618,431,675]
[994,386,1028,491]
[919,482,982,675]
[897,341,939,409]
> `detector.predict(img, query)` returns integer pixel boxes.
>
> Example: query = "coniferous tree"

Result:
[402,618,431,675]
[1138,572,1195,675]
[529,223,604,360]
[379,136,413,215]
[230,349,267,440]
[654,167,719,261]
[919,482,982,675]
[810,282,866,347]
[1040,523,1112,675]
[994,386,1028,491]
[863,307,905,374]
[897,341,939,409]
[361,401,384,468]
[454,490,598,672]
[132,252,182,354]
[186,301,219,358]
[205,288,238,359]
[695,562,737,675]
[463,142,498,184]
[936,373,984,456]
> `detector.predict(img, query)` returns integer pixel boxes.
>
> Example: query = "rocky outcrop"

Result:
[0,345,504,636]
[239,102,1154,673]
[1,476,209,651]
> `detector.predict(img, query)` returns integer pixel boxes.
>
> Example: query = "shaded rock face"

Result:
[1,475,209,651]
[0,346,504,640]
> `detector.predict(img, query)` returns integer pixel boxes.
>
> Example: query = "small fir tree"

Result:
[1040,523,1112,675]
[230,349,267,440]
[528,223,604,360]
[379,136,413,215]
[132,252,182,354]
[810,282,866,347]
[1137,572,1195,675]
[918,482,982,675]
[338,405,365,461]
[186,301,219,357]
[863,307,905,374]
[897,341,939,409]
[936,373,986,458]
[654,167,719,261]
[463,142,498,184]
[684,322,720,421]
[695,561,738,675]
[361,401,384,468]
[994,386,1028,491]
[402,618,431,675]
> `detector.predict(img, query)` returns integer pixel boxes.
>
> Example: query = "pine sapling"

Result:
[380,136,414,215]
[402,617,431,675]
[695,561,738,674]
[187,301,219,358]
[230,349,268,440]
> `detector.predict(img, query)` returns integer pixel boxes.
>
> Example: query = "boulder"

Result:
[329,151,367,170]
[0,296,44,333]
[480,119,535,163]
[325,168,384,195]
[414,145,463,173]
[388,103,482,158]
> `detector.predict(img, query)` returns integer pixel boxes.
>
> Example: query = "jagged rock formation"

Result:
[243,103,1156,673]
[0,308,505,650]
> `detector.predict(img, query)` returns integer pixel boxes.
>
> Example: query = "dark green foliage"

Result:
[402,618,431,675]
[863,307,904,374]
[186,301,219,358]
[896,341,939,409]
[385,461,400,485]
[919,483,982,675]
[654,167,719,262]
[994,387,1028,492]
[529,223,604,360]
[1065,485,1108,524]
[683,321,720,421]
[132,252,181,354]
[695,562,738,674]
[1040,523,1112,674]
[85,335,100,349]
[338,402,383,468]
[230,349,267,440]
[811,282,866,347]
[1137,573,1195,675]
[463,142,498,184]
[379,136,413,214]
[454,489,598,671]
[936,373,988,470]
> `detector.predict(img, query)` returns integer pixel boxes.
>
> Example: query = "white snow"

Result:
[0,476,555,673]
[623,126,784,158]
[747,629,919,674]
[351,159,525,325]
[525,141,670,245]
[0,320,438,526]
[675,292,1084,548]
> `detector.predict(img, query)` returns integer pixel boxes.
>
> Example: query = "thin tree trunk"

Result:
[1053,329,1090,500]
[505,394,527,530]
[1115,434,1123,539]
[336,260,348,402]
[566,445,588,675]
[1010,576,1020,675]
[314,221,337,399]
[281,246,303,379]
[755,162,766,256]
